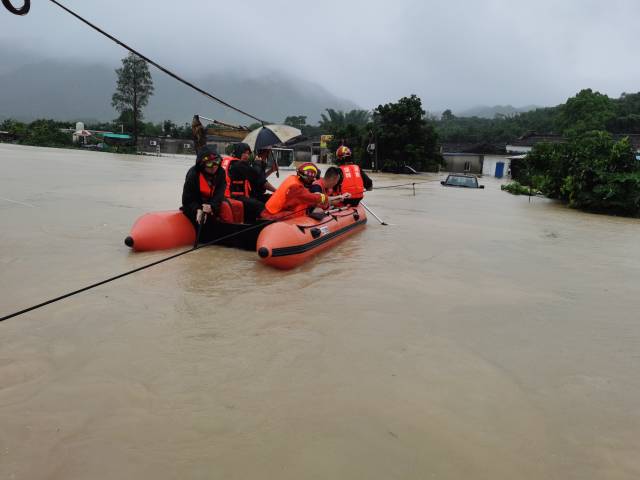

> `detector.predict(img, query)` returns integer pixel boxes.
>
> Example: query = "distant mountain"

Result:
[454,104,540,119]
[0,49,358,125]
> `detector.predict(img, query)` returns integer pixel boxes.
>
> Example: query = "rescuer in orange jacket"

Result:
[334,145,373,206]
[261,162,329,219]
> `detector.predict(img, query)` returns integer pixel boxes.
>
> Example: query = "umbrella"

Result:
[242,124,302,152]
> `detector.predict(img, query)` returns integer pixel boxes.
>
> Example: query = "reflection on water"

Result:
[1,144,640,479]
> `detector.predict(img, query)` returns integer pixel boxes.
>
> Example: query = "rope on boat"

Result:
[0,208,310,323]
[2,0,266,124]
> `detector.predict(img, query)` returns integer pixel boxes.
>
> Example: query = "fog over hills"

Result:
[0,48,358,125]
[454,104,541,119]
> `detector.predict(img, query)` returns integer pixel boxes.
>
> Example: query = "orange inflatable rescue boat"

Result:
[125,211,195,252]
[125,210,262,252]
[256,205,367,269]
[125,206,367,269]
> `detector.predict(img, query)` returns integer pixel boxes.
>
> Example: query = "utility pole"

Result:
[374,133,379,172]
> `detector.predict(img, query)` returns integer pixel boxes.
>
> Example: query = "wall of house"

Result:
[138,137,197,155]
[443,154,483,173]
[482,155,511,178]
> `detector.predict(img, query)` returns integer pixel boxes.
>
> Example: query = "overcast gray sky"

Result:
[2,0,639,113]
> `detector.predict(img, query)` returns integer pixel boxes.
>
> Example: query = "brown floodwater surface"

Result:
[1,144,639,479]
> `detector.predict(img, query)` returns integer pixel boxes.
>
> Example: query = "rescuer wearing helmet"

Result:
[262,162,330,219]
[334,145,373,205]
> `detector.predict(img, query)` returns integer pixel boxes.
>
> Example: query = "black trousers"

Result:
[252,192,272,204]
[237,196,265,223]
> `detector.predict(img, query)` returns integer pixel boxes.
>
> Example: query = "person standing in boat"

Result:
[250,148,277,203]
[335,145,373,205]
[181,146,226,231]
[221,142,265,223]
[261,162,329,219]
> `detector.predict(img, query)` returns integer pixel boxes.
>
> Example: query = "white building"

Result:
[481,155,512,178]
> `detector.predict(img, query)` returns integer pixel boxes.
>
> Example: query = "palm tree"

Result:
[319,109,371,131]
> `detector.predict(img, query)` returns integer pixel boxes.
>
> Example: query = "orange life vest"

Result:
[199,173,243,223]
[265,175,326,215]
[199,173,215,199]
[220,156,251,198]
[339,164,365,199]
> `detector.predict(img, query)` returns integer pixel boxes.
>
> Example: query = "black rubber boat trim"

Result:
[270,219,367,257]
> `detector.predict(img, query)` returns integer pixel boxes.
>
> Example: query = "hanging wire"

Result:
[0,206,312,323]
[373,181,431,190]
[2,0,266,123]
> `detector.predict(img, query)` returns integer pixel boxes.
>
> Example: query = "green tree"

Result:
[162,120,179,137]
[372,94,442,172]
[21,119,73,147]
[556,89,615,135]
[0,119,27,140]
[112,53,154,144]
[609,92,640,133]
[441,109,455,121]
[319,108,370,130]
[284,115,307,130]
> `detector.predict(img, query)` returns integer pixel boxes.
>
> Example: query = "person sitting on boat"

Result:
[221,142,266,223]
[181,146,226,230]
[250,148,277,203]
[310,166,351,209]
[334,145,373,205]
[261,162,329,219]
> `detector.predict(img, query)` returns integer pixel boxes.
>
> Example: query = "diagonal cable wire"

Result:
[46,0,266,124]
[0,207,312,323]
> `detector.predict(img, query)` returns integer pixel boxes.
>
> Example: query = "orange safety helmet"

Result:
[297,162,320,181]
[336,145,352,161]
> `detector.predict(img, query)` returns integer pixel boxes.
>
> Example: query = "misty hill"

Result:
[0,51,358,125]
[454,104,540,119]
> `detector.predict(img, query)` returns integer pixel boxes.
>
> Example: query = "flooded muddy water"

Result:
[1,143,640,479]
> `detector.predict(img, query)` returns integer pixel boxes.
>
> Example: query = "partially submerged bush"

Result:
[501,181,539,195]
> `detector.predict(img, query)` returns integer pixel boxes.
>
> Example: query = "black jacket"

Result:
[229,160,266,196]
[249,161,270,195]
[360,168,373,190]
[181,165,227,223]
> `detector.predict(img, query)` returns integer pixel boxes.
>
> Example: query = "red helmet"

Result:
[297,162,320,181]
[336,146,352,160]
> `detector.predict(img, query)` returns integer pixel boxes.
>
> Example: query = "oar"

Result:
[361,201,388,226]
[194,209,205,248]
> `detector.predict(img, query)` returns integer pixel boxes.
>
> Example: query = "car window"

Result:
[445,176,460,185]
[446,175,477,187]
[461,177,477,187]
